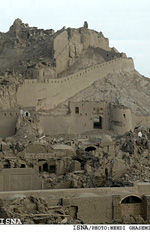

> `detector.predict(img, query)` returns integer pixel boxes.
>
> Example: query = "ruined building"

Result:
[0,20,150,224]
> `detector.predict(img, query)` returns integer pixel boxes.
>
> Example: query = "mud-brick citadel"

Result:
[0,20,150,224]
[0,19,150,138]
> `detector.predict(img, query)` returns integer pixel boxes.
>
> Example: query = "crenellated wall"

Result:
[17,58,134,110]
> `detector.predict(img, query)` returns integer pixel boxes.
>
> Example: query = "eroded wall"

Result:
[17,58,134,110]
[0,183,149,223]
[132,114,150,129]
[0,111,18,138]
[53,28,110,74]
[0,168,42,191]
[39,101,110,135]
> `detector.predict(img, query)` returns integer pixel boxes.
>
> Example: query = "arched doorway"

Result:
[85,146,96,152]
[121,195,144,218]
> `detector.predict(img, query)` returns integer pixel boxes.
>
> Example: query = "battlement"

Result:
[25,58,126,84]
[17,58,134,110]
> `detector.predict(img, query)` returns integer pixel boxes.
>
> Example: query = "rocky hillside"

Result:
[63,70,150,115]
[0,19,122,77]
[0,19,149,116]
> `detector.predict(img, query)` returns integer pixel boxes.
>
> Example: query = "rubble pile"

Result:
[0,127,150,190]
[0,195,82,224]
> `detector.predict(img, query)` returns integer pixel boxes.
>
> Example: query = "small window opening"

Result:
[49,165,56,173]
[93,116,102,129]
[81,163,84,170]
[3,161,11,169]
[4,164,10,169]
[39,166,41,172]
[123,114,126,118]
[105,168,108,180]
[75,107,79,114]
[21,164,26,168]
[43,163,48,172]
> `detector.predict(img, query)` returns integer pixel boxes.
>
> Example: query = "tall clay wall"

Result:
[132,114,150,129]
[0,183,149,223]
[17,58,135,111]
[53,28,110,74]
[39,101,110,135]
[0,168,42,191]
[0,111,18,138]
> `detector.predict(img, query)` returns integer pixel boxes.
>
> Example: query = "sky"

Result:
[0,0,150,77]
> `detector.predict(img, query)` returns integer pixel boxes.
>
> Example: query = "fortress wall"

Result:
[132,114,150,129]
[0,168,42,191]
[39,101,111,135]
[63,195,113,224]
[39,114,94,135]
[70,101,111,131]
[39,115,70,135]
[0,114,18,138]
[17,58,134,110]
[0,185,137,199]
[80,30,110,50]
[24,79,38,84]
[53,29,110,74]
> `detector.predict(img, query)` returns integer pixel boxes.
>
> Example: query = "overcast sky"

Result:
[0,0,150,77]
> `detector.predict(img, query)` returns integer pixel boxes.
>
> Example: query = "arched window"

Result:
[43,163,48,172]
[120,195,144,219]
[121,196,142,204]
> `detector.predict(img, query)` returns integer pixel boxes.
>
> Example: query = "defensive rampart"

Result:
[17,58,134,110]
